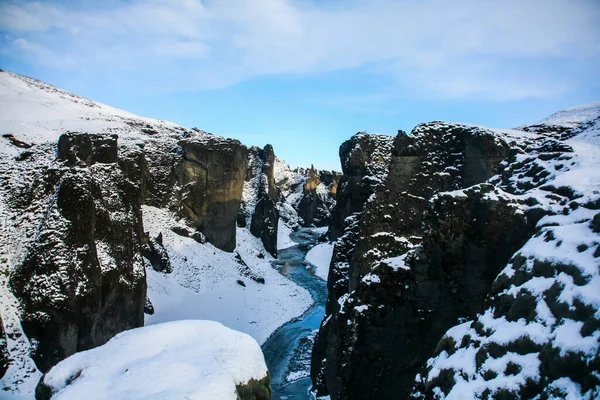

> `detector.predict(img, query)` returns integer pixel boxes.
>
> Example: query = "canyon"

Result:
[0,70,599,400]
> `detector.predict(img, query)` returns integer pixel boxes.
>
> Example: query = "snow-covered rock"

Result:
[37,320,271,400]
[312,103,600,400]
[305,242,334,281]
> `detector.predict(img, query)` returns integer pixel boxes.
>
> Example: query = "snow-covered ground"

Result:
[39,320,268,400]
[0,70,194,155]
[277,220,297,250]
[143,206,312,345]
[305,242,334,281]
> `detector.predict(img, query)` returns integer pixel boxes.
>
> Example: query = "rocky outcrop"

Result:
[312,124,520,399]
[319,186,538,399]
[409,119,600,399]
[313,113,600,399]
[142,232,172,273]
[242,145,279,257]
[350,123,510,291]
[312,132,395,394]
[328,133,395,240]
[9,132,147,373]
[177,137,248,252]
[296,166,340,227]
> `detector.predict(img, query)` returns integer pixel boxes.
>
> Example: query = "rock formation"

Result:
[177,137,248,252]
[312,116,600,399]
[0,313,8,379]
[242,145,279,257]
[9,133,147,372]
[296,166,340,227]
[328,133,395,240]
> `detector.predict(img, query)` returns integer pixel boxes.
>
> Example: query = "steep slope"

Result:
[312,104,600,399]
[0,70,311,398]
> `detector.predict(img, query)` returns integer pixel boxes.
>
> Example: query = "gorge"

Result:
[0,69,599,400]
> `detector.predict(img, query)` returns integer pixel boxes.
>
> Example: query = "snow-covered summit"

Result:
[0,69,210,155]
[537,101,600,127]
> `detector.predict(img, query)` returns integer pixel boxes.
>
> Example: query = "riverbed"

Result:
[262,228,329,399]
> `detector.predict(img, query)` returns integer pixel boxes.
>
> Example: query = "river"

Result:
[262,228,328,400]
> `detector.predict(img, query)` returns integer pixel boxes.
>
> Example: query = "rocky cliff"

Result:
[296,166,340,227]
[312,107,600,399]
[240,145,279,257]
[8,133,147,373]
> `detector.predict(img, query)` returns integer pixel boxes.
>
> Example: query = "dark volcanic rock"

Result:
[351,123,510,291]
[411,199,600,400]
[296,166,339,227]
[312,133,395,395]
[0,312,8,378]
[57,132,118,166]
[142,232,172,273]
[250,194,279,257]
[9,133,147,373]
[328,133,395,240]
[177,138,248,252]
[324,186,535,400]
[243,145,279,257]
[312,124,515,399]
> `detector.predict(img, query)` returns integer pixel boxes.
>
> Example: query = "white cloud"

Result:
[1,0,599,100]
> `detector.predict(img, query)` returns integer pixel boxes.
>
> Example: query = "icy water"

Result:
[262,228,328,400]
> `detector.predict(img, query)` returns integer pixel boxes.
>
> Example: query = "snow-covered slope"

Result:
[38,320,269,400]
[0,70,201,156]
[0,70,311,398]
[537,101,600,127]
[142,206,311,344]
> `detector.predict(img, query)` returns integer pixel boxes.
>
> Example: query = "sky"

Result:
[1,0,599,171]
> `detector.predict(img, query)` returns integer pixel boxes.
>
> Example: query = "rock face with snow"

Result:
[274,159,340,230]
[311,132,395,395]
[296,166,340,227]
[328,133,395,240]
[9,132,147,372]
[0,313,8,378]
[243,145,279,257]
[35,320,271,400]
[312,105,600,399]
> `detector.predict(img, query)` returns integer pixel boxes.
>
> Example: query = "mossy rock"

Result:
[236,374,272,400]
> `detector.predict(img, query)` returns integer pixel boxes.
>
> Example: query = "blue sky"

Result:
[1,0,599,170]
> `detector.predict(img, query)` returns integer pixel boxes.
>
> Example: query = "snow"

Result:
[381,253,410,271]
[40,320,268,400]
[0,70,198,155]
[277,220,297,250]
[537,101,600,127]
[142,206,312,345]
[305,242,334,280]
